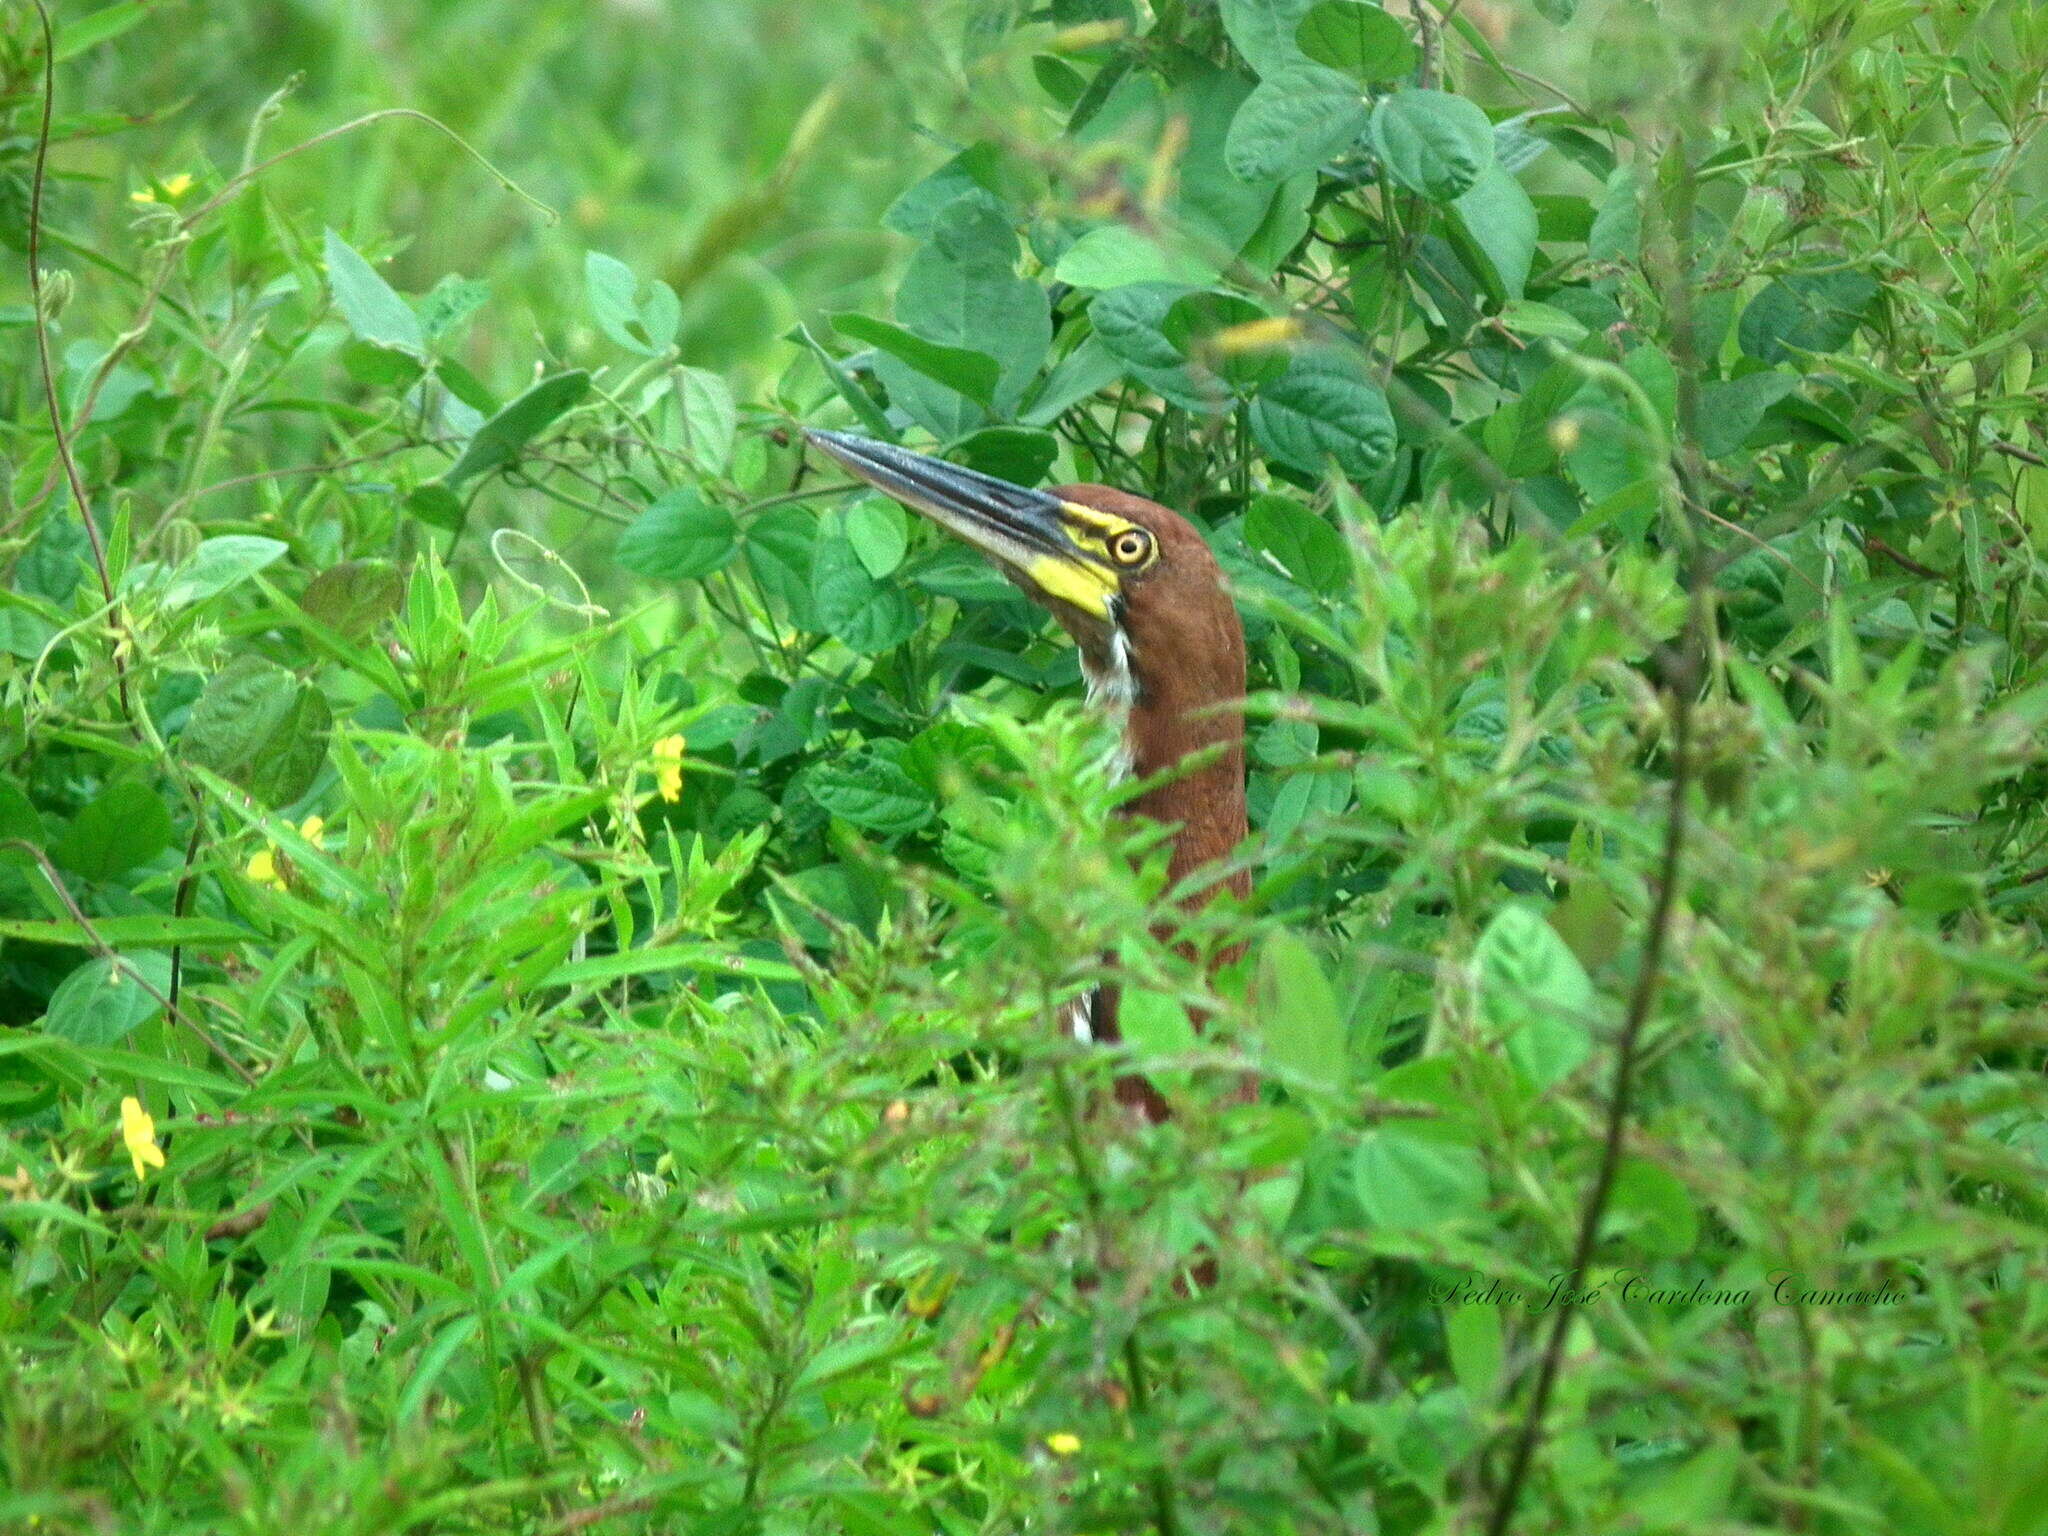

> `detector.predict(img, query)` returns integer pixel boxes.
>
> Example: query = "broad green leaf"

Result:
[1352,1121,1487,1229]
[180,655,332,809]
[615,490,737,581]
[1445,164,1538,304]
[1297,1,1418,82]
[833,313,1001,407]
[1474,902,1595,1090]
[159,535,288,610]
[323,228,423,353]
[1052,225,1217,289]
[1699,370,1800,458]
[953,426,1060,487]
[808,753,934,835]
[674,366,738,472]
[1250,346,1397,480]
[1445,1302,1503,1398]
[1738,270,1879,364]
[877,196,1050,435]
[812,526,918,655]
[844,497,909,579]
[1022,335,1125,425]
[1245,495,1350,593]
[1090,282,1216,411]
[744,506,821,629]
[1224,64,1369,181]
[51,779,172,881]
[1368,90,1495,202]
[43,953,174,1046]
[1255,931,1348,1095]
[1219,0,1321,75]
[441,371,590,488]
[585,251,680,356]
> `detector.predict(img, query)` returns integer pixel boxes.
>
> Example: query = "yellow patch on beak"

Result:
[1022,552,1120,619]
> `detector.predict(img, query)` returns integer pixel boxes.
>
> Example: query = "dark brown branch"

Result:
[1482,627,1701,1536]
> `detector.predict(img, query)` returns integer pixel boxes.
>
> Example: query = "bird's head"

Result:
[804,430,1243,716]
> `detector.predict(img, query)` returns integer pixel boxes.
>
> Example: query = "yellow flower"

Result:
[651,734,686,803]
[1045,1432,1082,1457]
[130,172,195,204]
[120,1097,166,1182]
[246,815,325,891]
[245,847,283,890]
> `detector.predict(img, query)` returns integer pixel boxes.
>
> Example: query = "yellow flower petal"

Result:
[161,173,194,198]
[120,1096,166,1182]
[651,734,687,803]
[298,815,325,843]
[245,847,283,890]
[1045,1432,1082,1457]
[129,188,158,204]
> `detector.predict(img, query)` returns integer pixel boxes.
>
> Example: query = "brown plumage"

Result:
[804,434,1250,1121]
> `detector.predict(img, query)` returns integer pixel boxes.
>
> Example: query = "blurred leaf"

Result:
[323,228,423,353]
[180,656,332,809]
[1699,370,1801,458]
[674,366,738,472]
[419,274,489,345]
[1052,225,1217,289]
[1368,90,1495,202]
[158,535,288,610]
[1475,903,1595,1090]
[441,371,590,488]
[42,953,173,1046]
[405,484,465,531]
[1610,1157,1700,1256]
[1353,1121,1487,1228]
[585,251,681,355]
[1255,931,1349,1095]
[55,2,151,61]
[300,560,404,639]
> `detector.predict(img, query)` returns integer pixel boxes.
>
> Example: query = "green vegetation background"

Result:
[3,1,2047,1533]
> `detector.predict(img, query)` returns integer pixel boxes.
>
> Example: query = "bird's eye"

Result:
[1108,529,1153,567]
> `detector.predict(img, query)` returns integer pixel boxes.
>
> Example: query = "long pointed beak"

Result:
[805,429,1072,562]
[804,429,1120,620]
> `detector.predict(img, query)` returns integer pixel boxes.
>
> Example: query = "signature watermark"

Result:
[1429,1270,1909,1313]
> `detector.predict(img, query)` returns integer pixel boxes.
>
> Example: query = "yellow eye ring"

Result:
[1109,529,1152,567]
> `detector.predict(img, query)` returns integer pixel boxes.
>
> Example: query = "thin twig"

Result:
[24,0,131,722]
[1480,624,1703,1536]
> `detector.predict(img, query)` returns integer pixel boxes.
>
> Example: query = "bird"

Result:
[805,429,1249,1121]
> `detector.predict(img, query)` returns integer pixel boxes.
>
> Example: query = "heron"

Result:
[805,429,1249,1121]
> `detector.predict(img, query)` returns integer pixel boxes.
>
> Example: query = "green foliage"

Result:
[4,0,2048,1533]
